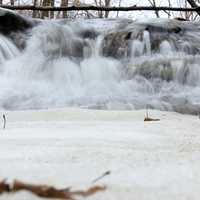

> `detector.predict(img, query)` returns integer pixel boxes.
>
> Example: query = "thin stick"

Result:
[92,171,111,183]
[3,115,6,129]
[146,105,149,119]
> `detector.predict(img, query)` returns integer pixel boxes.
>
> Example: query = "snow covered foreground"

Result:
[0,108,200,200]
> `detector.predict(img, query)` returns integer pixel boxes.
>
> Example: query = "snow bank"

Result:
[0,108,200,200]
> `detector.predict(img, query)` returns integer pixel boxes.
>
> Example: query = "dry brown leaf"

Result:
[13,180,73,199]
[144,117,160,122]
[71,185,107,197]
[0,180,10,194]
[10,180,106,199]
[0,179,106,199]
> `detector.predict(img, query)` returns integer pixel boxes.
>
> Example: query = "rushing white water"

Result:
[0,18,200,114]
[0,35,19,65]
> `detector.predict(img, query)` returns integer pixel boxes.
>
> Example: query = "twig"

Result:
[144,107,160,122]
[146,105,149,119]
[2,114,6,129]
[92,171,111,183]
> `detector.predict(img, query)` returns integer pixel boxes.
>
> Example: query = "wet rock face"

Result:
[0,12,32,34]
[0,8,39,49]
[2,8,200,59]
[79,29,99,39]
[1,8,200,61]
[102,31,132,58]
[101,20,200,58]
[0,8,100,57]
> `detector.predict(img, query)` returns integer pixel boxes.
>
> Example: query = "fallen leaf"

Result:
[71,185,106,197]
[144,117,160,122]
[0,180,9,194]
[11,179,106,199]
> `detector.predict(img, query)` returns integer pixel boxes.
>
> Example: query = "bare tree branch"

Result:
[186,0,200,16]
[1,5,200,12]
[147,0,160,18]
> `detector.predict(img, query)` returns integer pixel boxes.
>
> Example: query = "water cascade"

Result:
[0,9,200,114]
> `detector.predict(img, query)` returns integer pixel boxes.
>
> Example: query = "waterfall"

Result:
[0,34,19,65]
[0,16,200,114]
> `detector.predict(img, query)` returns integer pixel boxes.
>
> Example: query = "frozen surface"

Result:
[0,108,200,200]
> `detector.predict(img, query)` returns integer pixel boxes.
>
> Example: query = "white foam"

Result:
[0,19,200,114]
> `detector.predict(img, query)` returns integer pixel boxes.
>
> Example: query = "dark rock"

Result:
[174,17,188,21]
[79,29,99,39]
[0,9,35,34]
[0,8,40,49]
[101,19,200,58]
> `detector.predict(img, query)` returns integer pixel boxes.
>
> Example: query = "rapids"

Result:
[0,9,200,114]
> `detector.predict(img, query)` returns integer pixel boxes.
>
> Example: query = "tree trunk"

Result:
[99,0,103,18]
[116,0,122,17]
[104,0,111,18]
[60,0,68,18]
[32,0,38,18]
[50,0,54,18]
[10,0,14,6]
[41,0,52,18]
